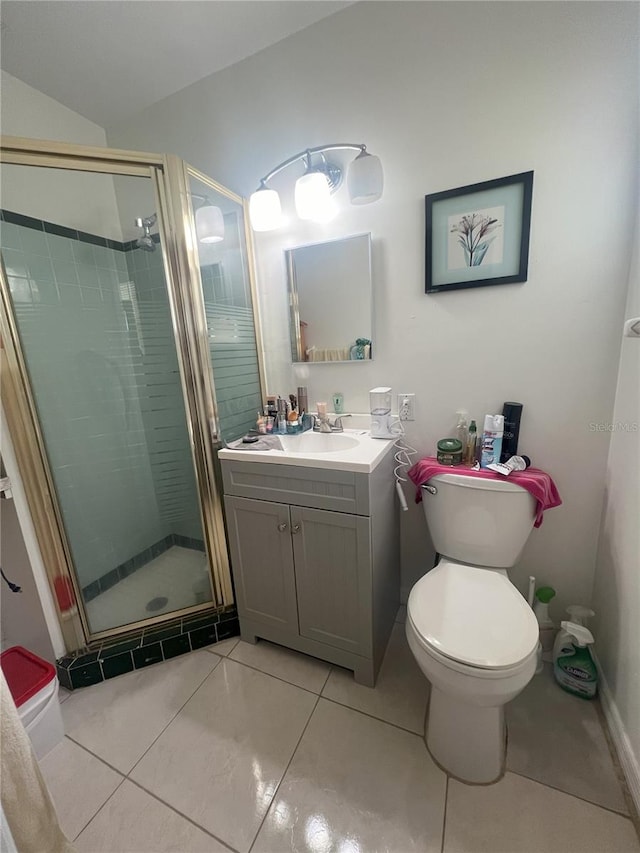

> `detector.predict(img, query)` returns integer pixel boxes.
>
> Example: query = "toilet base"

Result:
[426,686,506,784]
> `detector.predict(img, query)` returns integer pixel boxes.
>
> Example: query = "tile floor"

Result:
[85,546,210,633]
[41,610,640,853]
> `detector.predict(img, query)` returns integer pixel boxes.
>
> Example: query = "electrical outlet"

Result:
[398,393,415,421]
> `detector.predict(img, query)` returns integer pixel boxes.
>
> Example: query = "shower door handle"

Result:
[209,417,219,443]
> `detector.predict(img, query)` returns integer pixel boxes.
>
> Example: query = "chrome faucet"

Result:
[331,414,352,432]
[313,413,352,433]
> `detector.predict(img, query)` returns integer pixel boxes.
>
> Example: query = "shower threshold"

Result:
[56,605,239,691]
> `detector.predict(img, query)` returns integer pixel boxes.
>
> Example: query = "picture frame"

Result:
[425,171,533,294]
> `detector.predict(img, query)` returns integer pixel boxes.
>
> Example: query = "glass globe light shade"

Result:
[295,171,335,222]
[347,151,384,204]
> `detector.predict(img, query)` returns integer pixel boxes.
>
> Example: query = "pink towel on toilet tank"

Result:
[407,457,562,528]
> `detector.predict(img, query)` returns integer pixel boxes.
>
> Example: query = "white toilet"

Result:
[406,471,539,784]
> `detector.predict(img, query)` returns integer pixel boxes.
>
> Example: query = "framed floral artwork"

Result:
[425,171,533,293]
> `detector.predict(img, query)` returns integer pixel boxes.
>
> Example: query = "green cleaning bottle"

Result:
[553,621,598,699]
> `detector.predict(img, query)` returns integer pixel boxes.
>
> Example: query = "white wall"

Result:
[592,209,640,804]
[0,414,65,660]
[0,70,123,241]
[107,1,639,613]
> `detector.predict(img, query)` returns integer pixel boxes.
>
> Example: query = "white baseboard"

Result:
[594,654,640,813]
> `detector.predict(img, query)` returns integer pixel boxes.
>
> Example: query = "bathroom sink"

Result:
[218,426,396,472]
[279,433,360,453]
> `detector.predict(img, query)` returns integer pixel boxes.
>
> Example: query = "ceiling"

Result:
[0,1,352,127]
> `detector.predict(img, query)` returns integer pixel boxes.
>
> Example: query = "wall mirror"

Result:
[286,233,372,363]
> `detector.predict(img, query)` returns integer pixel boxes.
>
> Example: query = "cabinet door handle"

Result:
[277,522,288,532]
[291,523,301,534]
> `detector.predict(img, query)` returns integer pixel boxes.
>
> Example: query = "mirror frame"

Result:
[286,233,373,364]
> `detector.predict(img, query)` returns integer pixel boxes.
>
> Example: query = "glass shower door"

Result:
[186,168,264,444]
[0,160,215,637]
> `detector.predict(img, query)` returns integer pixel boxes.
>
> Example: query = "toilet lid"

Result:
[407,559,539,669]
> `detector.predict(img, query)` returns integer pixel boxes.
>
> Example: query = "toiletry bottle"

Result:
[501,402,523,462]
[316,401,330,431]
[266,396,278,420]
[464,420,477,465]
[480,415,504,468]
[455,411,468,450]
[553,622,598,698]
[533,586,556,656]
[256,412,266,434]
[276,399,288,435]
[332,392,344,415]
[297,386,308,416]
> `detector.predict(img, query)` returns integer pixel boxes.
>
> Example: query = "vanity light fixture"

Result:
[248,143,383,232]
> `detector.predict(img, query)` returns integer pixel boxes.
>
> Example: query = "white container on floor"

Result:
[0,646,64,760]
[21,677,64,759]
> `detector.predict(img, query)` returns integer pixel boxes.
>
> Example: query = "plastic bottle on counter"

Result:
[480,414,504,468]
[464,420,477,466]
[455,411,469,449]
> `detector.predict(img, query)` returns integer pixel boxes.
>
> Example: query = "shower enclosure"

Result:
[0,137,264,653]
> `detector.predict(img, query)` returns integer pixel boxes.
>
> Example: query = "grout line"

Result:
[125,653,222,778]
[440,775,449,853]
[65,736,127,778]
[127,777,239,853]
[211,649,426,738]
[247,692,322,853]
[71,776,128,843]
[207,637,240,656]
[506,768,636,820]
[226,652,327,697]
[320,694,426,738]
[320,665,332,693]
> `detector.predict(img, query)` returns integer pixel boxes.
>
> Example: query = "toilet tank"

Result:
[421,472,536,568]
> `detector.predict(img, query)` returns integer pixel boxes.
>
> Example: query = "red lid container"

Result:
[0,646,56,708]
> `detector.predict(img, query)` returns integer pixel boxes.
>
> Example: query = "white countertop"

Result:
[218,428,397,473]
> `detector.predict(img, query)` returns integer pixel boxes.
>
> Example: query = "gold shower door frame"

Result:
[0,136,260,650]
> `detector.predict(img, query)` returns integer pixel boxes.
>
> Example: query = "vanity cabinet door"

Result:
[225,496,298,633]
[291,506,371,656]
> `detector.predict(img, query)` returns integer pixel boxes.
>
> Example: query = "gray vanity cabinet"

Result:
[221,455,399,686]
[291,506,371,656]
[225,498,371,657]
[225,496,298,634]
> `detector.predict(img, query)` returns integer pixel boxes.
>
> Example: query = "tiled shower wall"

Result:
[1,211,206,595]
[125,245,203,542]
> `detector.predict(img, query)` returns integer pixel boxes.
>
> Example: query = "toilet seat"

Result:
[407,558,538,671]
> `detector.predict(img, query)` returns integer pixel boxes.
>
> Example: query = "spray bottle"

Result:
[552,606,595,662]
[553,621,598,698]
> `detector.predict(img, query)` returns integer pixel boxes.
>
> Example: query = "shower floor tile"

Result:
[85,546,210,634]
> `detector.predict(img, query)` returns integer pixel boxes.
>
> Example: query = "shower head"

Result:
[136,234,156,252]
[134,213,157,252]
